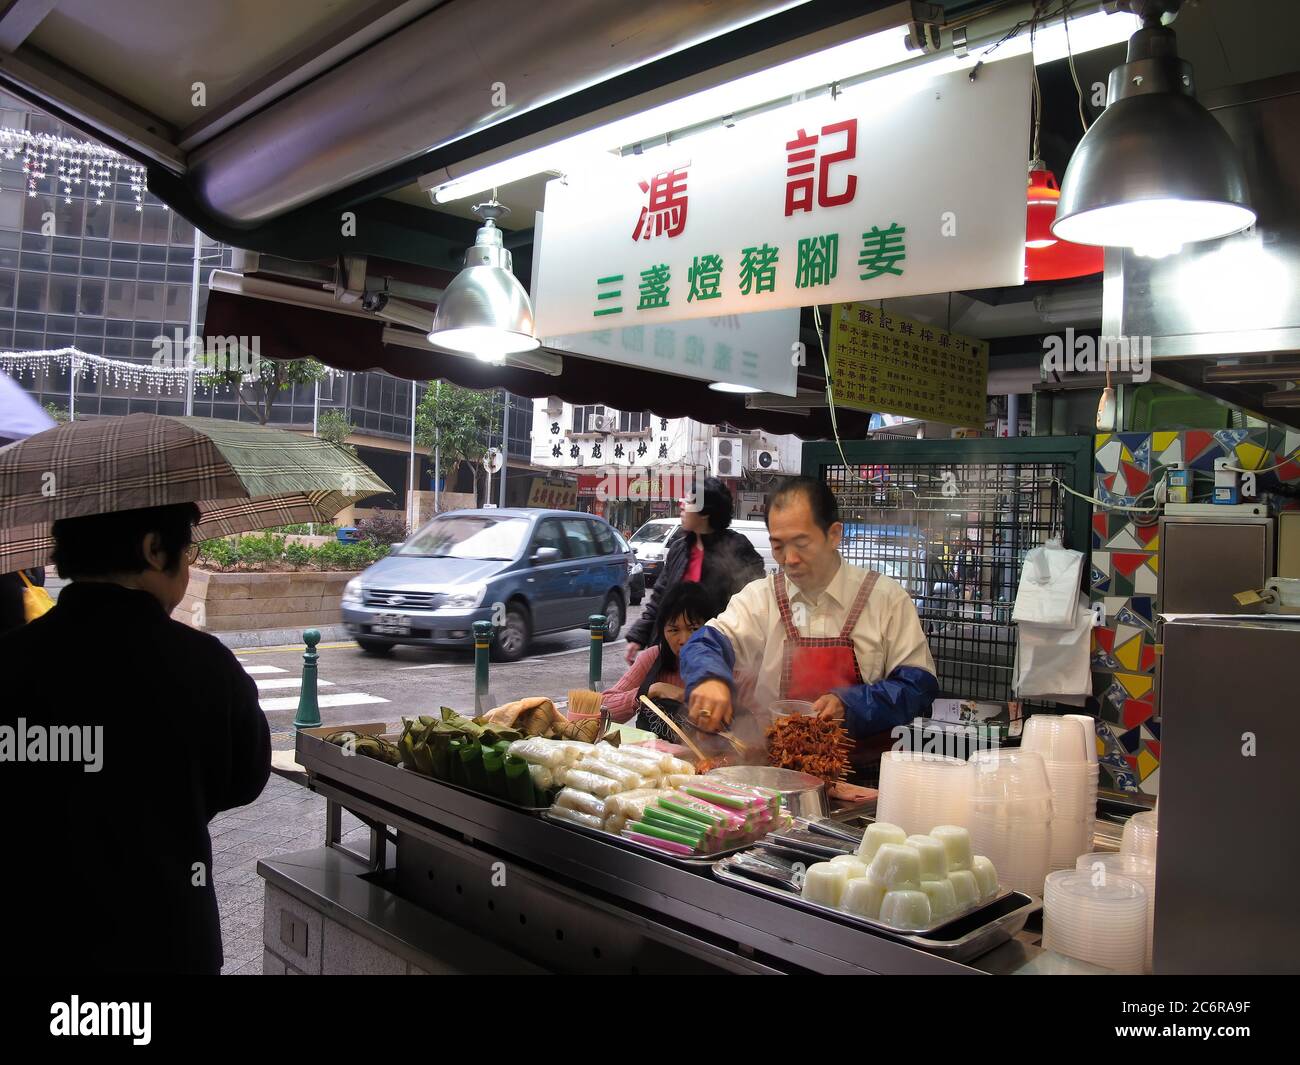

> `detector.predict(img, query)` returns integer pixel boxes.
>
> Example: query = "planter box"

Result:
[175,568,359,633]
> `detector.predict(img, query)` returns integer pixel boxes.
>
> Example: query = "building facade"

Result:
[0,90,532,518]
[529,396,801,533]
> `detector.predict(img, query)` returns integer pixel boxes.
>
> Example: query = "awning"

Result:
[203,287,867,439]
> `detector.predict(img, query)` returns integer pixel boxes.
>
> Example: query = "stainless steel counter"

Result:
[281,730,1053,974]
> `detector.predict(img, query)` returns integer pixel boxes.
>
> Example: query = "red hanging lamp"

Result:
[1026,167,1104,281]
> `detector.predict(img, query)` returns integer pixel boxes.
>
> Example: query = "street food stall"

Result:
[8,0,1299,979]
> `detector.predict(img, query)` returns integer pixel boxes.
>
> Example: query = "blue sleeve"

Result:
[679,625,736,695]
[833,666,939,738]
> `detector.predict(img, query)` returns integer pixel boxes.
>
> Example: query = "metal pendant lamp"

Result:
[429,200,540,361]
[1052,4,1254,258]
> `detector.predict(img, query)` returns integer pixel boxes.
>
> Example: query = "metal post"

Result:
[587,613,606,691]
[68,352,75,422]
[499,390,510,508]
[310,376,320,535]
[293,629,322,730]
[473,619,494,714]
[186,225,202,416]
[434,380,441,513]
[1006,392,1019,438]
[408,381,417,531]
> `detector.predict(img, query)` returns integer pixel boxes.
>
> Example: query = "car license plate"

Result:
[371,612,411,636]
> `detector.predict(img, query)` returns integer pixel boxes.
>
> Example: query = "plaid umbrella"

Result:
[0,413,390,571]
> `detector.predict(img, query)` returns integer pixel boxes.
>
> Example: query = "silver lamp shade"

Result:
[1052,21,1254,257]
[429,205,539,359]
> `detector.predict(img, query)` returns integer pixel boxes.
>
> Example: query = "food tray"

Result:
[713,852,1039,961]
[295,725,551,813]
[542,811,757,867]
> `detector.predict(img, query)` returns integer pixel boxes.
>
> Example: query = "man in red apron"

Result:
[680,476,938,773]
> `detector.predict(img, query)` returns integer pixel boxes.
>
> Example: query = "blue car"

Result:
[341,508,631,661]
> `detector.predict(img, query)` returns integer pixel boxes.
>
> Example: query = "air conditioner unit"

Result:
[751,447,780,472]
[590,414,614,432]
[712,435,744,478]
[545,396,563,417]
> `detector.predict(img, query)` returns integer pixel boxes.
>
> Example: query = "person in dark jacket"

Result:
[625,477,764,663]
[0,503,271,974]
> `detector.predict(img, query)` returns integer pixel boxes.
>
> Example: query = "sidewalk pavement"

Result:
[212,772,369,975]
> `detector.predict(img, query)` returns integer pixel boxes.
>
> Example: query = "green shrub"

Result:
[237,533,287,564]
[198,538,240,568]
[283,541,313,567]
[193,532,383,572]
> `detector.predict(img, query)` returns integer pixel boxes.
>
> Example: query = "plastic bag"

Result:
[1012,538,1084,629]
[1014,594,1093,697]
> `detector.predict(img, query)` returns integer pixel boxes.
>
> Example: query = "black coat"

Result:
[626,527,765,648]
[0,582,271,974]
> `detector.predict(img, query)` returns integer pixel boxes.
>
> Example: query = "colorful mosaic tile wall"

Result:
[1089,428,1300,794]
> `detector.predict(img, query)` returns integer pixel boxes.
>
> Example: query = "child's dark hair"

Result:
[654,581,718,672]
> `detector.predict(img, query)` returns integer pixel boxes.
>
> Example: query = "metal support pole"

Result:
[473,620,494,714]
[499,390,510,508]
[434,380,441,513]
[587,613,606,691]
[408,381,417,531]
[1006,392,1019,438]
[186,225,202,416]
[293,628,322,729]
[68,353,75,422]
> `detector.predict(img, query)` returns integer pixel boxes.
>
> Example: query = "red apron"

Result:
[775,570,894,775]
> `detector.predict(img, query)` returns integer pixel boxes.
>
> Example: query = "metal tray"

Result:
[713,854,1040,961]
[542,811,756,867]
[296,725,551,813]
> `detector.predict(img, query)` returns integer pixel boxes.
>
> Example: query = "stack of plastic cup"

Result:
[1022,715,1095,872]
[876,751,970,836]
[1064,713,1101,822]
[1121,809,1159,861]
[965,749,1053,896]
[1042,869,1147,973]
[1076,852,1157,973]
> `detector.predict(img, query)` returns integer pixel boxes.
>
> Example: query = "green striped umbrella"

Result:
[0,413,390,571]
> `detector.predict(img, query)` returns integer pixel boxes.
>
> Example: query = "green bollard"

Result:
[587,613,606,691]
[293,628,322,730]
[473,619,494,715]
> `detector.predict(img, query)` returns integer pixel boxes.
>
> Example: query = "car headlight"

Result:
[442,584,486,609]
[342,578,363,605]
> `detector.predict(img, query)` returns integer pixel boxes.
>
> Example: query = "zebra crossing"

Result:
[236,661,389,714]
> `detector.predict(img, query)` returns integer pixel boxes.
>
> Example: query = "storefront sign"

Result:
[539,301,800,395]
[528,479,578,509]
[533,54,1031,342]
[829,301,988,426]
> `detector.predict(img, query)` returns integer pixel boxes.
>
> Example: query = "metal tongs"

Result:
[638,695,754,760]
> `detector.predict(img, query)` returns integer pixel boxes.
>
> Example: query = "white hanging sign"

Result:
[533,53,1031,338]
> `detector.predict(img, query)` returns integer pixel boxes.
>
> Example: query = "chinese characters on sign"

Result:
[527,480,578,509]
[828,302,988,427]
[534,54,1032,337]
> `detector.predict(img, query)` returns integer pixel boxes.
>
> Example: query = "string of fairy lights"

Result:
[0,128,152,209]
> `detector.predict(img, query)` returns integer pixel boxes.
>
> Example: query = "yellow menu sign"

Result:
[828,302,988,426]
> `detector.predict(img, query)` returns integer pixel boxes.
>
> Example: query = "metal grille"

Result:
[823,459,1066,701]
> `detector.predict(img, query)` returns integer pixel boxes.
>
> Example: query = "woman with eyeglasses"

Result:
[0,503,270,974]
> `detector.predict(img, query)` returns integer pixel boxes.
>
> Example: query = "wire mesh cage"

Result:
[823,458,1067,701]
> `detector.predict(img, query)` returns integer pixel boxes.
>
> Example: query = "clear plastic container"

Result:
[1043,869,1147,973]
[1064,714,1100,766]
[1121,810,1159,860]
[1021,715,1090,763]
[967,749,1053,802]
[1076,851,1156,972]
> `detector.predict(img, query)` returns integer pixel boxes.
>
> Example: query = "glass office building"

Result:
[0,90,532,511]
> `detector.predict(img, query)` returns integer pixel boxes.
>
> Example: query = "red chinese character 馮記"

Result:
[784,118,858,217]
[633,167,689,240]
